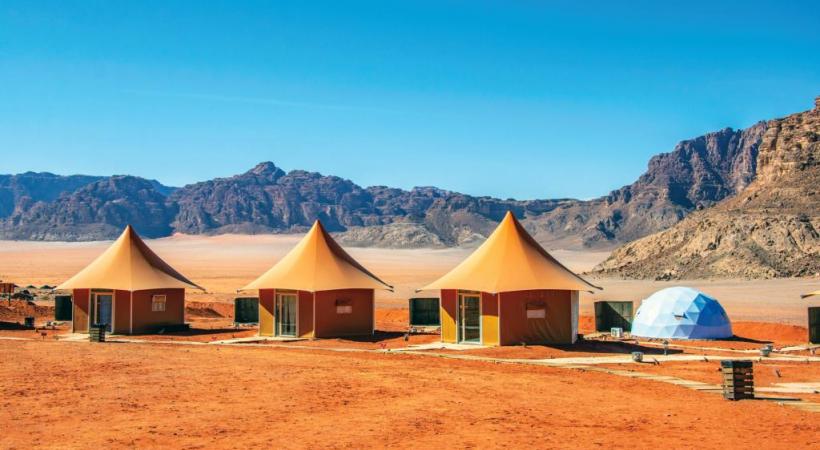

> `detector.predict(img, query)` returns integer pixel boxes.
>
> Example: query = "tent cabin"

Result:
[631,287,733,340]
[420,211,601,346]
[56,225,203,334]
[241,220,392,339]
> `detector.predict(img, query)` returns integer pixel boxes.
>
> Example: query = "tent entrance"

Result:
[92,292,114,333]
[457,293,481,344]
[810,307,820,344]
[275,293,297,337]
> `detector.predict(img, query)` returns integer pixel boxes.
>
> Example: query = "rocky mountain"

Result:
[7,97,814,255]
[520,123,767,248]
[0,176,178,240]
[0,172,104,219]
[166,120,767,249]
[595,97,820,279]
[170,162,377,235]
[167,162,567,246]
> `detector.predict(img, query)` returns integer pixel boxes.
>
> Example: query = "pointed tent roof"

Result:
[421,211,601,293]
[803,290,820,299]
[56,225,203,292]
[241,220,392,292]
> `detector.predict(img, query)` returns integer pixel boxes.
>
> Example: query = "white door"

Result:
[94,293,114,332]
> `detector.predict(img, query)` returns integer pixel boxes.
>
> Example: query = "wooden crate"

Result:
[723,390,755,400]
[89,325,107,343]
[720,360,754,400]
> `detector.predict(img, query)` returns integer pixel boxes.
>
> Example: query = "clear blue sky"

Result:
[1,1,818,200]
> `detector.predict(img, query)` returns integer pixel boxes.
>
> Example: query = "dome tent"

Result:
[631,287,732,339]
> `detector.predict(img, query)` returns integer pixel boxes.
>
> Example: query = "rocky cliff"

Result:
[521,123,767,248]
[595,97,820,279]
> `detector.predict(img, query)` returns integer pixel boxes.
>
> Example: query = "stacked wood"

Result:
[721,360,754,400]
[89,324,107,342]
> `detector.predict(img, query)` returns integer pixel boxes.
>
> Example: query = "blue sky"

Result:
[1,1,818,200]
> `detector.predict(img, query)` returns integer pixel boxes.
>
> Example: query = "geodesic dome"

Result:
[631,287,732,339]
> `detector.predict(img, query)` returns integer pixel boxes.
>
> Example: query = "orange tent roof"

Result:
[56,225,203,292]
[421,211,601,293]
[803,290,820,299]
[241,220,392,292]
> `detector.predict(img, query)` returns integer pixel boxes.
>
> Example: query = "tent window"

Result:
[152,295,167,312]
[527,309,546,319]
[336,299,352,314]
[526,301,546,319]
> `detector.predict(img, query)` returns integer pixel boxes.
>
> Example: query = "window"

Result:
[526,301,546,319]
[152,295,166,312]
[336,299,352,314]
[526,309,546,319]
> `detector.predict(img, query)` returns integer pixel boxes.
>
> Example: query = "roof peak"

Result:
[56,225,203,291]
[421,210,600,293]
[241,218,391,292]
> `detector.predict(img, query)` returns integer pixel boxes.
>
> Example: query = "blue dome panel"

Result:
[631,287,732,340]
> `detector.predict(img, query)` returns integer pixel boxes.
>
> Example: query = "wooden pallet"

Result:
[720,363,754,400]
[89,325,107,343]
[723,388,755,400]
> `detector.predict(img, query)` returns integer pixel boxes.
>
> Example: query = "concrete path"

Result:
[208,336,304,345]
[636,339,820,355]
[393,350,820,366]
[393,342,481,352]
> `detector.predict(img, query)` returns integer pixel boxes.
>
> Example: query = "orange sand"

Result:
[2,338,819,449]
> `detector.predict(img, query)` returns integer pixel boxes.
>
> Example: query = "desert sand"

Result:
[1,234,819,449]
[3,337,818,450]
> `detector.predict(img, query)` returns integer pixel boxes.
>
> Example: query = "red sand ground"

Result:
[2,339,819,450]
[732,321,811,345]
[2,300,819,448]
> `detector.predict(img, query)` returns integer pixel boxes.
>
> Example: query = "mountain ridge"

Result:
[594,97,820,279]
[5,99,806,255]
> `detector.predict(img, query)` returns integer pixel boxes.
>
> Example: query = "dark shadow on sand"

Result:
[546,339,685,355]
[128,327,247,338]
[726,335,771,344]
[320,330,409,343]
